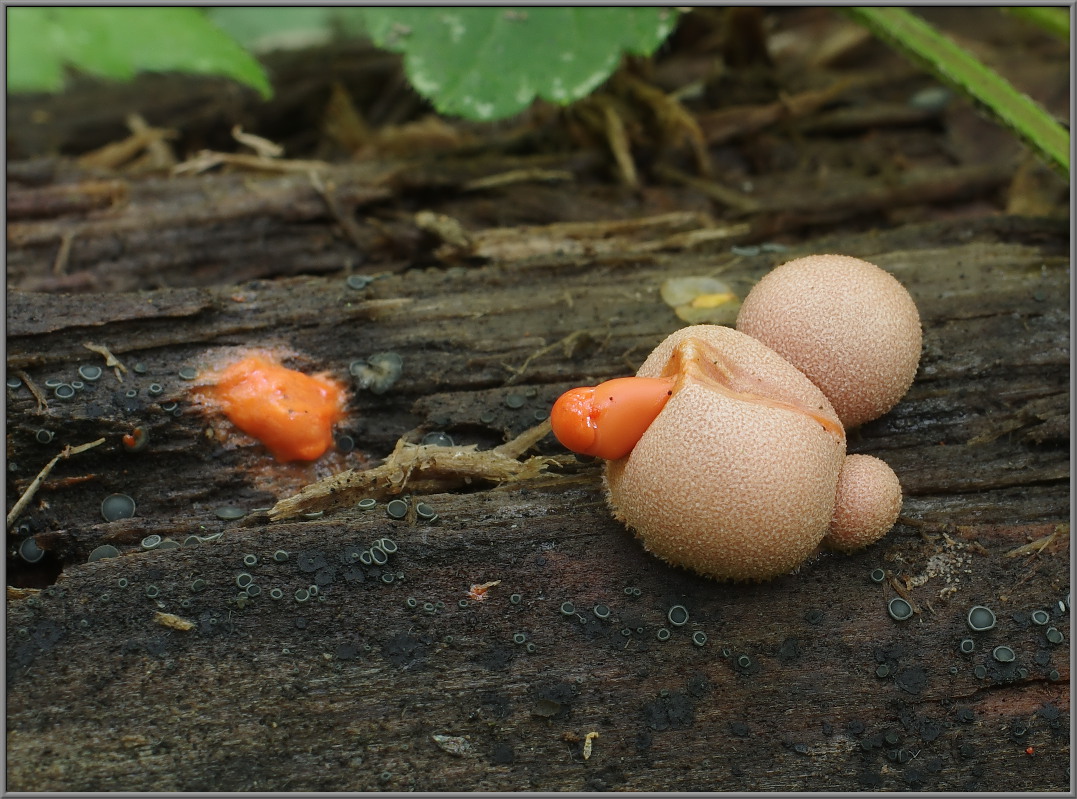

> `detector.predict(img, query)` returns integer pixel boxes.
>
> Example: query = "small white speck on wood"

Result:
[432,734,473,757]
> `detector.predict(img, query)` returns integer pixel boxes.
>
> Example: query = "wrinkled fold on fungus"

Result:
[605,326,847,582]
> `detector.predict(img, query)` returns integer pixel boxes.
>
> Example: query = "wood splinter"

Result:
[269,420,554,521]
[7,438,106,530]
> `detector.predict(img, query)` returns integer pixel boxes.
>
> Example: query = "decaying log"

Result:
[6,203,1069,791]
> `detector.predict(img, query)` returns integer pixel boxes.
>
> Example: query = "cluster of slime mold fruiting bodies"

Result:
[551,254,921,581]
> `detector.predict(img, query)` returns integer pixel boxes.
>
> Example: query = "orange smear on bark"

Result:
[204,355,347,462]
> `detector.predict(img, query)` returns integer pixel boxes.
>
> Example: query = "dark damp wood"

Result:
[6,211,1069,792]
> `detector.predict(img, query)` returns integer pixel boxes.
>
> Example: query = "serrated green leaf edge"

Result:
[361,8,678,120]
[845,7,1069,177]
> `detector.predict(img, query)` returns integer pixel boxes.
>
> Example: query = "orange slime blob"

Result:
[205,355,347,462]
[551,376,674,460]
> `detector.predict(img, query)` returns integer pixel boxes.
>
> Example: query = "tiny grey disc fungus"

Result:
[270,588,284,600]
[54,384,76,399]
[215,506,246,521]
[656,628,671,641]
[667,605,689,627]
[370,547,389,566]
[133,362,148,374]
[992,645,1016,663]
[560,602,576,616]
[140,534,162,550]
[513,632,527,645]
[148,384,164,397]
[178,366,199,381]
[125,389,138,398]
[381,572,394,584]
[352,352,403,394]
[421,432,454,447]
[71,380,85,390]
[44,378,62,388]
[737,655,752,669]
[479,410,496,424]
[346,274,374,290]
[870,568,886,583]
[1030,610,1050,626]
[377,537,398,554]
[242,553,258,566]
[246,584,262,597]
[967,605,997,632]
[35,429,54,444]
[236,573,253,588]
[357,498,377,510]
[7,377,23,389]
[157,539,179,550]
[1046,627,1064,645]
[18,537,45,564]
[100,493,136,522]
[273,550,289,562]
[504,393,526,409]
[692,631,708,646]
[335,434,355,453]
[386,499,408,520]
[593,604,611,620]
[973,665,987,679]
[78,365,103,382]
[525,642,537,653]
[876,665,891,678]
[888,598,913,621]
[959,638,975,654]
[415,502,436,521]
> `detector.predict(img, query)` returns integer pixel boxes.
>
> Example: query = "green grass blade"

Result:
[845,7,1069,177]
[1004,6,1070,40]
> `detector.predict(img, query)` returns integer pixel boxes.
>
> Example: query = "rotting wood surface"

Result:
[6,203,1069,790]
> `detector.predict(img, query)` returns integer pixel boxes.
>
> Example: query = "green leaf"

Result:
[360,7,679,120]
[8,7,271,98]
[206,7,371,51]
[1004,7,1070,40]
[845,7,1069,177]
[207,7,338,53]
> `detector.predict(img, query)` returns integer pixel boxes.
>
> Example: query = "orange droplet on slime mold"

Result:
[201,354,347,462]
[551,376,674,460]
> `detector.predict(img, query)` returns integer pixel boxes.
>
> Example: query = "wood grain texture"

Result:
[6,204,1069,791]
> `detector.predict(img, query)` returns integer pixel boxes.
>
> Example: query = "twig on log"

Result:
[6,438,106,530]
[15,370,48,413]
[82,342,128,382]
[269,420,554,521]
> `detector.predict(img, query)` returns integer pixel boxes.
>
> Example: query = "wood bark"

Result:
[6,194,1069,790]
